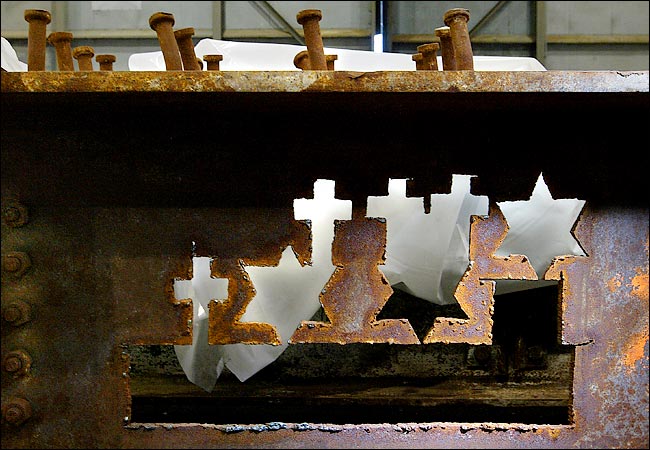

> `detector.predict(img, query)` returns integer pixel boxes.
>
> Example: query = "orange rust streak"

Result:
[607,273,623,293]
[623,327,649,373]
[630,267,649,302]
[209,258,281,345]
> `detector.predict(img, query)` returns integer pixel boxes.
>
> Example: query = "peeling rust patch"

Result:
[607,273,624,292]
[630,267,649,302]
[623,327,649,374]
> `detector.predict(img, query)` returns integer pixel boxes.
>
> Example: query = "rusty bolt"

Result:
[411,53,424,70]
[47,31,75,71]
[3,350,32,378]
[2,251,32,278]
[2,300,32,326]
[326,54,337,70]
[443,8,474,70]
[2,202,28,227]
[2,398,32,426]
[435,26,456,71]
[24,9,51,71]
[95,54,116,71]
[203,54,223,71]
[149,12,183,71]
[417,42,440,70]
[293,50,310,70]
[72,46,95,71]
[296,9,327,70]
[294,51,336,71]
[174,27,200,70]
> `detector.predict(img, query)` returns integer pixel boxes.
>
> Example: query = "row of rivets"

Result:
[411,8,474,71]
[2,200,34,427]
[24,9,116,71]
[149,12,223,71]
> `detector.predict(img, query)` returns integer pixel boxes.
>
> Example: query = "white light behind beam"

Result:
[373,34,383,53]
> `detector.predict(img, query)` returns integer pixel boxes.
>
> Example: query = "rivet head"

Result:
[2,252,32,278]
[2,300,32,326]
[296,9,322,25]
[2,203,28,227]
[2,398,32,426]
[4,356,22,373]
[24,9,52,24]
[149,12,175,30]
[47,31,74,45]
[3,350,32,377]
[443,8,471,25]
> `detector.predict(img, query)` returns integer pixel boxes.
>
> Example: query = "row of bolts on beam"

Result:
[21,8,474,72]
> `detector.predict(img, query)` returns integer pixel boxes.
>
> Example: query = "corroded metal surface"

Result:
[443,8,474,70]
[207,219,311,345]
[544,255,591,345]
[149,12,182,71]
[23,9,51,71]
[296,9,327,71]
[2,70,648,94]
[423,204,537,345]
[291,217,419,344]
[209,258,282,345]
[1,70,648,448]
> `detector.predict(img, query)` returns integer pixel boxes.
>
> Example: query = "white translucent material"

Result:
[1,37,27,71]
[367,175,489,305]
[174,174,585,391]
[128,38,547,72]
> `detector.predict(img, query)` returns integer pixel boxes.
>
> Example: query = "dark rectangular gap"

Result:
[127,284,573,425]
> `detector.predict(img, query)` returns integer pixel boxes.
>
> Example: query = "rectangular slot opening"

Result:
[126,283,573,425]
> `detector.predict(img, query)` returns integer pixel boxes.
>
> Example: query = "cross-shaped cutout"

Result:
[173,255,229,392]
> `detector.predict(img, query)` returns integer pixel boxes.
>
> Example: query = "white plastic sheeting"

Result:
[128,38,548,72]
[1,36,27,71]
[173,174,584,391]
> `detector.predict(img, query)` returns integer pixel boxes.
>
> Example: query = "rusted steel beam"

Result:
[3,70,647,94]
[206,218,312,345]
[1,69,647,449]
